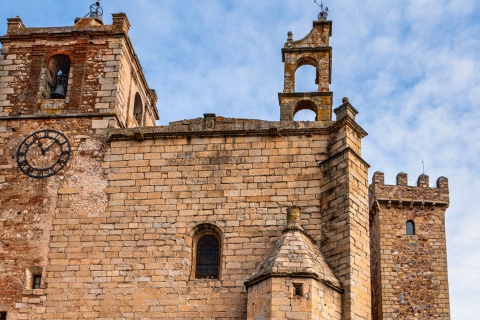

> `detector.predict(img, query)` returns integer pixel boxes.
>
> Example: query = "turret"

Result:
[369,172,451,319]
[245,206,342,319]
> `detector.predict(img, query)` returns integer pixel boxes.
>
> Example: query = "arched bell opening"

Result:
[295,65,318,93]
[294,57,320,93]
[44,54,71,99]
[293,100,318,121]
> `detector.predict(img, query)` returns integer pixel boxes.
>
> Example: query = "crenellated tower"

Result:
[369,172,451,319]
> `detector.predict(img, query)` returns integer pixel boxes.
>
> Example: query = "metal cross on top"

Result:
[313,0,329,20]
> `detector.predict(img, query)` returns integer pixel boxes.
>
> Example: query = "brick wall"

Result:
[0,15,158,128]
[0,118,108,319]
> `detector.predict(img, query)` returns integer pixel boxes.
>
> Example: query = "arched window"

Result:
[133,93,143,125]
[406,220,415,235]
[192,224,222,280]
[195,234,220,279]
[44,54,71,99]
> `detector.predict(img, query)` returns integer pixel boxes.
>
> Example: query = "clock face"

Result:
[16,129,71,178]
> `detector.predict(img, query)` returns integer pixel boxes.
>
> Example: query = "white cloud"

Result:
[1,0,479,317]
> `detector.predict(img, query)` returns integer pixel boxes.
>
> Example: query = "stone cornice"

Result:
[244,272,343,293]
[0,112,117,120]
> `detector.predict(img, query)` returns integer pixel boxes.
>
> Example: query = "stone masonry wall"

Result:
[0,32,113,117]
[369,205,382,320]
[41,129,330,319]
[369,172,450,319]
[319,119,371,320]
[0,118,109,319]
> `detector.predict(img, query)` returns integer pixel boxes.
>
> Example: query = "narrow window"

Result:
[133,93,144,125]
[195,234,220,279]
[293,283,303,297]
[45,54,71,99]
[26,266,43,290]
[32,275,42,289]
[406,220,415,235]
[0,312,6,320]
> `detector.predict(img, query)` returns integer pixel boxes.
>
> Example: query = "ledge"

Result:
[0,112,117,120]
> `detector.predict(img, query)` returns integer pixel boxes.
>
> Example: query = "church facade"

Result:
[0,8,451,320]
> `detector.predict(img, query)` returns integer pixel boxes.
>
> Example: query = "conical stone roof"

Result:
[245,207,341,291]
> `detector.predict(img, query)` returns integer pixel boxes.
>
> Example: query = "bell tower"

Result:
[0,1,159,128]
[278,9,333,121]
[0,3,158,319]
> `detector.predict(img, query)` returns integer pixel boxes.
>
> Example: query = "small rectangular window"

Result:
[293,283,303,297]
[0,312,7,320]
[32,275,42,289]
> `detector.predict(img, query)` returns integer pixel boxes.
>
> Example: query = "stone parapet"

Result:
[370,172,450,209]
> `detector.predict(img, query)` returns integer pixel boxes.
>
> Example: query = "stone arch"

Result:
[296,56,319,70]
[293,57,320,93]
[294,99,318,121]
[190,223,223,280]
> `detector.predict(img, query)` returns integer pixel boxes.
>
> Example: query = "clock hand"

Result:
[43,141,58,152]
[37,141,46,155]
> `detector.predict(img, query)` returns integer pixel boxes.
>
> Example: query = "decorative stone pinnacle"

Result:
[286,206,304,231]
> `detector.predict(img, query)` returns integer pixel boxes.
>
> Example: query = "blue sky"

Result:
[2,0,480,318]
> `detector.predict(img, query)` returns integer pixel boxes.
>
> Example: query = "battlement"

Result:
[370,172,449,208]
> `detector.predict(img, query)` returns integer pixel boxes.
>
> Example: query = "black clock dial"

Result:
[16,129,71,178]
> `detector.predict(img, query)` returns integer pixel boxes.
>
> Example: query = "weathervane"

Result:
[313,0,329,20]
[85,0,104,21]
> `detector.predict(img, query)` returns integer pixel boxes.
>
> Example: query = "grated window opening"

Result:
[0,312,6,320]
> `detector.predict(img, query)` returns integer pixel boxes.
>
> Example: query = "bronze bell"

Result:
[51,84,66,99]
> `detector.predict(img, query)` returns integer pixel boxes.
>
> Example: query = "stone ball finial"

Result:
[287,31,293,40]
[342,97,349,104]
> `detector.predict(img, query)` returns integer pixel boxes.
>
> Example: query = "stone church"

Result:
[0,4,451,320]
